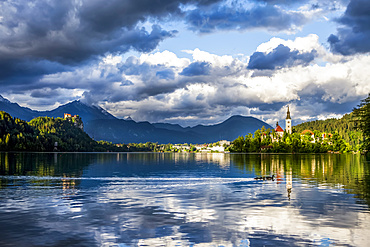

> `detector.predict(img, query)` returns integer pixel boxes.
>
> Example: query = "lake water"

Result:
[0,152,369,246]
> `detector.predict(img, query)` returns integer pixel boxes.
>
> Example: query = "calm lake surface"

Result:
[0,152,370,247]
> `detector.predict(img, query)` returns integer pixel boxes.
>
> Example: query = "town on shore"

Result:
[0,101,365,154]
[124,105,363,154]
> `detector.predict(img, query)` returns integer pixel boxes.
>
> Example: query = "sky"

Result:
[0,0,370,128]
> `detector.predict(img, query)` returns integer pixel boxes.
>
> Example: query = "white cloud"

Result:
[256,34,322,54]
[140,50,190,67]
[102,55,123,66]
[255,34,344,64]
[187,48,236,67]
[5,34,369,126]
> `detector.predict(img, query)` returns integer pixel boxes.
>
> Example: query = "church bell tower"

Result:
[286,106,292,134]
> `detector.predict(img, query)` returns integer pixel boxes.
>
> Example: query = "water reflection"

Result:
[232,153,370,205]
[0,152,369,246]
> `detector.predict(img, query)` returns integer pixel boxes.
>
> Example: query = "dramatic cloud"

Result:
[0,0,194,91]
[0,1,178,63]
[181,62,211,76]
[156,70,176,80]
[328,0,370,55]
[185,4,309,33]
[0,0,331,86]
[0,0,367,127]
[87,36,369,126]
[248,44,317,70]
[255,0,309,4]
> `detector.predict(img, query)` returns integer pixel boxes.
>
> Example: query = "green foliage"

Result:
[229,124,353,154]
[0,111,44,151]
[352,93,370,154]
[229,127,272,153]
[0,111,127,152]
[293,112,363,149]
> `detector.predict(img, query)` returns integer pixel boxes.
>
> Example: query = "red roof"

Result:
[301,129,314,135]
[275,125,284,132]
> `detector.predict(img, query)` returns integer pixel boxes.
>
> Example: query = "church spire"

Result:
[286,105,291,120]
[285,105,292,134]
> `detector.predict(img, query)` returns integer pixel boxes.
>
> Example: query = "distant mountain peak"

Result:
[226,115,252,120]
[0,95,10,104]
[0,97,117,122]
[70,100,111,114]
[74,99,92,107]
[1,96,273,144]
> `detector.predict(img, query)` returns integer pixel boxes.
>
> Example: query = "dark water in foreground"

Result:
[0,152,369,247]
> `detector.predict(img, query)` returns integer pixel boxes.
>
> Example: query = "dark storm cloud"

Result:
[119,57,151,76]
[328,0,370,55]
[0,0,314,94]
[0,59,70,88]
[0,0,226,86]
[0,23,176,65]
[30,88,61,99]
[247,44,317,70]
[258,102,286,111]
[180,62,211,76]
[254,0,309,5]
[294,82,363,121]
[185,4,308,33]
[0,0,225,64]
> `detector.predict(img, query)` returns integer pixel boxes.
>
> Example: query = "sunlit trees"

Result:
[0,111,127,152]
[294,112,362,149]
[231,136,245,152]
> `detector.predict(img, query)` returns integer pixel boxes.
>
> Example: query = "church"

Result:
[272,106,292,142]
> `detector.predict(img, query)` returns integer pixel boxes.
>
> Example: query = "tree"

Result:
[231,136,245,152]
[353,93,370,154]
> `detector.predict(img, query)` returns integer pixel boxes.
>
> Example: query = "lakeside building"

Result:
[171,140,231,153]
[270,106,333,145]
[301,129,315,143]
[200,140,231,152]
[272,106,292,143]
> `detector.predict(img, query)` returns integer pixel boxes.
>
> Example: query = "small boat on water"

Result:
[254,175,275,181]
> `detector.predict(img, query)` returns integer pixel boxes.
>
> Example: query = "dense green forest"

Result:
[228,127,351,153]
[293,112,363,150]
[229,107,368,153]
[352,93,370,155]
[1,99,368,154]
[0,111,127,152]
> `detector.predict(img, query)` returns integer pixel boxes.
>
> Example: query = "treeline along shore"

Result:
[0,111,124,152]
[0,92,369,154]
[228,125,359,154]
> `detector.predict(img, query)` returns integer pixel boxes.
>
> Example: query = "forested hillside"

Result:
[293,113,363,149]
[0,111,125,152]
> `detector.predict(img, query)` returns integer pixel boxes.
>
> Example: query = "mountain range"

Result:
[0,95,272,144]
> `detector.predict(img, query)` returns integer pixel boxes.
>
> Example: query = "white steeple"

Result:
[285,106,292,134]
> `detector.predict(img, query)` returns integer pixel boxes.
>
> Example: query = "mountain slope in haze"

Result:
[153,115,272,143]
[0,95,116,122]
[44,101,117,122]
[87,116,272,144]
[85,119,202,144]
[0,95,41,121]
[0,95,272,144]
[190,115,271,142]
